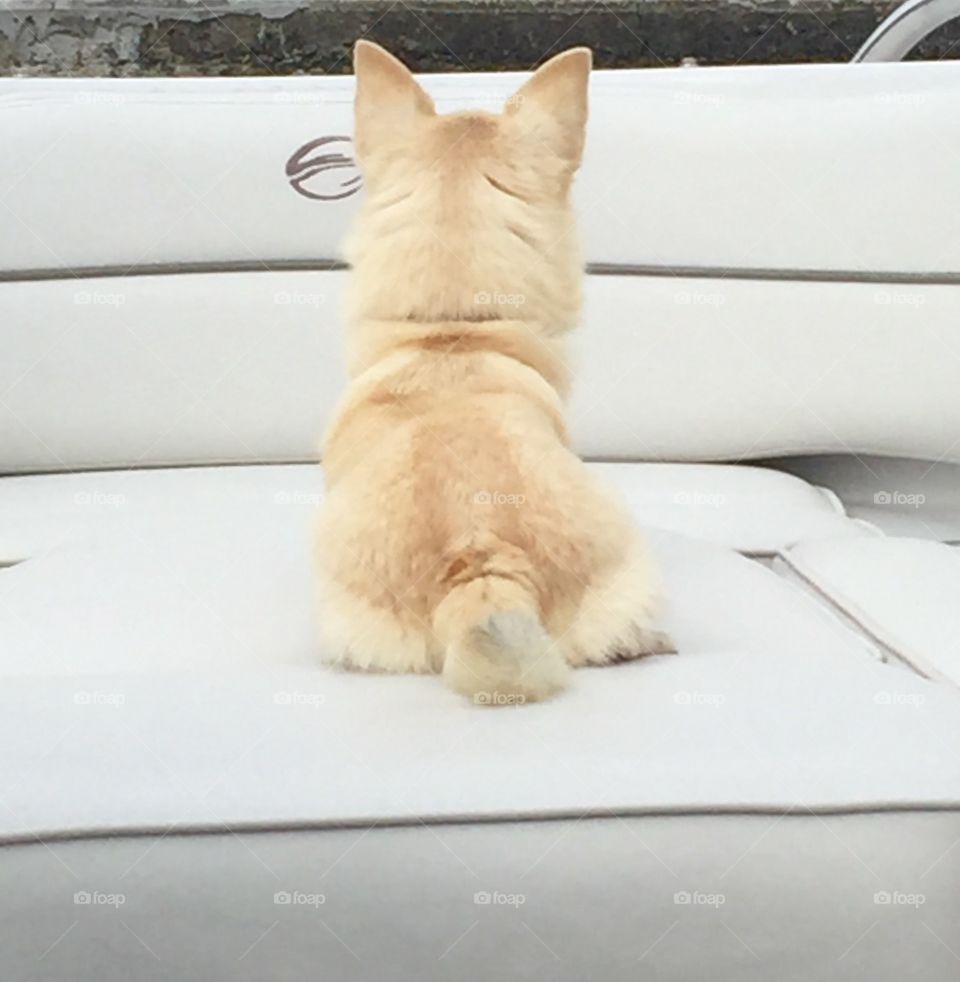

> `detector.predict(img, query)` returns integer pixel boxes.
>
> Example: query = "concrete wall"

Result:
[1,0,958,76]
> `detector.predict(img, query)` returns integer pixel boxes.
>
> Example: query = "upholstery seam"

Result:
[7,448,960,477]
[777,551,949,683]
[3,261,960,285]
[1,801,959,851]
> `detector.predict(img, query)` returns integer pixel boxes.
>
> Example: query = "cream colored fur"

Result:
[314,40,671,705]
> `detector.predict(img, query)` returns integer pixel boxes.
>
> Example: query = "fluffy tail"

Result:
[433,575,569,706]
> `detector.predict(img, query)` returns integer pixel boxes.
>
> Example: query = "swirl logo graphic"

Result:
[286,136,362,201]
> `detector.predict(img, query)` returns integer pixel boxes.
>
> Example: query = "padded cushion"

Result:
[778,455,960,542]
[784,537,960,685]
[3,62,960,471]
[0,648,957,834]
[0,462,866,566]
[1,465,958,982]
[3,272,959,471]
[3,811,959,982]
[3,59,960,980]
[1,506,959,982]
[3,63,960,274]
[2,508,956,825]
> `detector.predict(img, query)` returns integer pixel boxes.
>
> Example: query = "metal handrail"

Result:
[853,0,960,61]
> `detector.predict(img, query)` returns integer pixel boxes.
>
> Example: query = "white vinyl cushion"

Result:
[4,62,960,471]
[1,465,957,982]
[0,462,867,566]
[784,537,960,685]
[3,808,958,982]
[3,271,959,471]
[3,63,960,273]
[3,60,960,982]
[4,514,957,834]
[0,652,956,839]
[1,465,958,982]
[779,455,960,541]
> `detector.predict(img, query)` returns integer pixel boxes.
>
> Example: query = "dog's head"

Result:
[345,41,591,334]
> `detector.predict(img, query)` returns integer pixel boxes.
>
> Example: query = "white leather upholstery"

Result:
[3,63,960,273]
[3,63,960,471]
[1,463,958,981]
[2,271,959,471]
[5,810,958,982]
[2,61,960,982]
[0,464,866,567]
[0,527,915,824]
[784,536,960,684]
[780,455,960,541]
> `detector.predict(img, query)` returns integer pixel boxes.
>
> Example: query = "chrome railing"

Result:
[853,0,960,61]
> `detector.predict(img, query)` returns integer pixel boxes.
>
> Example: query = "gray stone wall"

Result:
[2,0,959,76]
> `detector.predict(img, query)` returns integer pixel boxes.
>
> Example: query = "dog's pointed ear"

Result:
[353,40,435,159]
[506,47,591,168]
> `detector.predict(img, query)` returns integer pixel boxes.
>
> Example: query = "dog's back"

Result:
[315,43,668,704]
